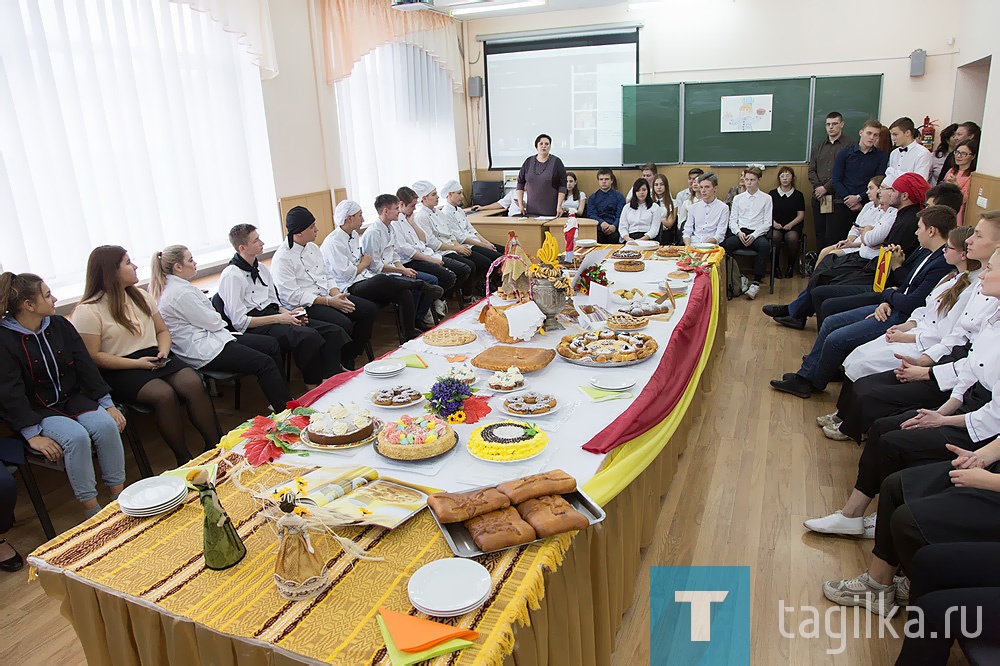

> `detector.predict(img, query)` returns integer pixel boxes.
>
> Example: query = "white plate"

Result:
[589,376,636,392]
[497,392,561,418]
[122,496,186,517]
[575,239,597,248]
[408,558,492,614]
[485,381,527,393]
[118,476,187,512]
[366,390,425,409]
[627,239,659,250]
[364,359,406,375]
[412,590,490,617]
[467,443,547,464]
[691,242,717,250]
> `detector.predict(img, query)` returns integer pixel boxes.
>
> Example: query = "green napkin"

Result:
[393,353,428,369]
[161,463,217,489]
[376,615,474,666]
[578,386,634,402]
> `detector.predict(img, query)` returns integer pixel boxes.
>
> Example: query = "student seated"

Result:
[563,172,586,216]
[812,176,894,268]
[322,198,443,340]
[942,139,977,221]
[588,167,626,244]
[722,166,772,299]
[770,205,956,399]
[822,434,1000,622]
[72,246,219,464]
[0,273,126,519]
[674,168,704,237]
[412,180,481,304]
[618,178,662,242]
[723,168,747,208]
[394,186,467,303]
[805,248,1000,542]
[651,174,678,245]
[438,180,505,262]
[217,224,349,390]
[769,166,806,278]
[473,189,526,216]
[928,123,957,186]
[682,172,729,246]
[271,206,377,370]
[149,245,292,410]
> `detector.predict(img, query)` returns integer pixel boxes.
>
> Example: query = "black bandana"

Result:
[229,253,267,286]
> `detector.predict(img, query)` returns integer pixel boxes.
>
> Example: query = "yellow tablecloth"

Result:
[28,265,722,666]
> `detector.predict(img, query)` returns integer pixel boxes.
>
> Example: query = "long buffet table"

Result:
[27,247,725,666]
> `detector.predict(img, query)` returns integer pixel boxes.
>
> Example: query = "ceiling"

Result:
[428,0,625,19]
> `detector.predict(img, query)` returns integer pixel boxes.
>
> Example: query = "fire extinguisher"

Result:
[920,116,936,151]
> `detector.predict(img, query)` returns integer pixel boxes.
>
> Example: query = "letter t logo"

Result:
[675,591,729,641]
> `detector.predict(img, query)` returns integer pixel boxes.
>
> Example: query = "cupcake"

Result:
[442,363,477,386]
[488,366,524,391]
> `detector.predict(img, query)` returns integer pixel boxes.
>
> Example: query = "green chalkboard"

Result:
[682,78,813,164]
[622,84,681,164]
[812,75,883,143]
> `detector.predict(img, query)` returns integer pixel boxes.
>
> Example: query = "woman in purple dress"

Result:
[515,134,568,218]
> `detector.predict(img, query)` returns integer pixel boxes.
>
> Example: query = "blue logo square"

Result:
[650,566,750,665]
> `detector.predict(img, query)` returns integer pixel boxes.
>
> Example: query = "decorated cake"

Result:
[488,366,524,391]
[376,414,457,460]
[556,330,658,363]
[372,385,422,407]
[504,391,557,415]
[306,405,375,447]
[467,421,548,462]
[441,363,477,385]
[611,249,642,259]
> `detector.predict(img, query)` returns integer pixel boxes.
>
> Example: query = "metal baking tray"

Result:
[556,351,657,368]
[429,484,606,558]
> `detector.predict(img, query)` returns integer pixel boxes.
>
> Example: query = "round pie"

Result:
[376,414,457,460]
[372,385,422,407]
[668,271,691,280]
[504,391,557,415]
[611,249,642,259]
[423,328,477,347]
[557,331,658,363]
[606,313,646,330]
[613,260,645,272]
[656,246,683,257]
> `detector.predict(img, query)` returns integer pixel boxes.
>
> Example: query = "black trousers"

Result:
[896,542,1000,665]
[406,259,458,296]
[597,224,620,245]
[468,245,503,290]
[813,285,880,327]
[829,202,860,247]
[811,196,833,250]
[441,254,477,296]
[201,339,292,409]
[347,274,421,340]
[249,319,346,384]
[854,382,992,497]
[306,296,377,365]
[872,471,929,570]
[721,234,771,281]
[0,461,15,533]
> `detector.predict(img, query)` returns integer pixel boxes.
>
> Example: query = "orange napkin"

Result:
[378,607,479,652]
[444,354,468,362]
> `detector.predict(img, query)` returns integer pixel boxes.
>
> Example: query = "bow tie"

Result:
[899,147,908,153]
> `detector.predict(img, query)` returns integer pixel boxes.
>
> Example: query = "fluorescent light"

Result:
[452,0,546,16]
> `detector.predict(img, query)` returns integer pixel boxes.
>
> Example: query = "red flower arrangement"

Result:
[241,408,315,466]
[577,264,608,295]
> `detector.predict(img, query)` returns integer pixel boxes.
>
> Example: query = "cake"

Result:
[372,385,422,407]
[488,366,524,391]
[467,421,548,462]
[611,249,642,259]
[504,391,557,415]
[613,259,645,272]
[605,313,646,330]
[441,363,477,385]
[556,331,658,364]
[376,414,457,460]
[306,404,375,447]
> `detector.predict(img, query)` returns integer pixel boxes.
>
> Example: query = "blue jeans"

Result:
[798,305,904,390]
[39,408,125,502]
[788,287,814,319]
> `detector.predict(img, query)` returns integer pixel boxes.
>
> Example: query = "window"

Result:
[0,0,277,294]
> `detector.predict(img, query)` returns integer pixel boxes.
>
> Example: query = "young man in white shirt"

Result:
[721,166,773,299]
[393,186,467,307]
[472,189,525,217]
[321,198,443,339]
[683,173,730,246]
[438,180,504,273]
[886,117,932,182]
[271,205,377,370]
[217,224,350,388]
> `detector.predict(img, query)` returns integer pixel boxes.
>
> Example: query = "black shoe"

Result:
[341,357,356,372]
[786,267,795,278]
[770,376,813,399]
[420,282,445,299]
[0,541,24,573]
[774,268,784,280]
[762,304,790,318]
[775,315,807,330]
[783,372,798,381]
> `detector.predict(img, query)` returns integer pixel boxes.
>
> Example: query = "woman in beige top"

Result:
[73,246,219,464]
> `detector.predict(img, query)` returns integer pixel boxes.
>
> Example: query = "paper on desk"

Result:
[589,282,610,310]
[534,216,556,220]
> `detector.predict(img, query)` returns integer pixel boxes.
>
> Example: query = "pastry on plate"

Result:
[422,327,477,347]
[613,260,645,272]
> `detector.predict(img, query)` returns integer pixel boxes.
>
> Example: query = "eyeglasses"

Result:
[955,151,974,157]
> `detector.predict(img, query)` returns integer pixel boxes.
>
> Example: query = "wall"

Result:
[460,0,959,173]
[952,57,990,127]
[955,0,999,175]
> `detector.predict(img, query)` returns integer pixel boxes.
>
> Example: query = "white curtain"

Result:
[335,42,459,217]
[169,0,278,79]
[0,0,277,294]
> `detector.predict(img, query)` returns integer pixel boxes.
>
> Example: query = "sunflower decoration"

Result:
[528,232,572,295]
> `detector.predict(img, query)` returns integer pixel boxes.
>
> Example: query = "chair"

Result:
[729,246,776,294]
[199,369,244,410]
[211,292,293,380]
[0,437,56,539]
[118,403,155,478]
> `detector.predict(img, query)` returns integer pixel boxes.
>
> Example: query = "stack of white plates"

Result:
[364,359,406,379]
[118,476,188,517]
[408,558,492,617]
[590,375,636,392]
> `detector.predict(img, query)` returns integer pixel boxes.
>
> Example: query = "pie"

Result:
[504,391,557,415]
[471,346,556,372]
[668,271,690,280]
[422,328,477,347]
[556,330,658,363]
[606,313,646,330]
[613,260,645,272]
[611,249,642,259]
[656,246,684,257]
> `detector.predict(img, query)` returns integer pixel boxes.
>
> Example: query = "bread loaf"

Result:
[464,506,537,551]
[516,495,590,537]
[427,488,510,524]
[496,470,577,504]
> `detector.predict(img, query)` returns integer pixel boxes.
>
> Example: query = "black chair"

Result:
[199,369,244,410]
[211,292,293,380]
[0,437,56,539]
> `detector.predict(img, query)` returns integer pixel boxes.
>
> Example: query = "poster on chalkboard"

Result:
[720,94,773,132]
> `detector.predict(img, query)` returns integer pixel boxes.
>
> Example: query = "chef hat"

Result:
[334,200,362,227]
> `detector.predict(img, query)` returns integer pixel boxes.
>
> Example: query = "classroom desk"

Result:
[466,210,598,257]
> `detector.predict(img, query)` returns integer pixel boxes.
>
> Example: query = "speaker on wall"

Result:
[468,76,484,98]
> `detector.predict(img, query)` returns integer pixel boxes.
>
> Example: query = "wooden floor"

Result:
[0,279,964,664]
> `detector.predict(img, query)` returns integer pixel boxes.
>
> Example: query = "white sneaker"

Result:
[740,276,749,294]
[745,283,760,300]
[894,575,910,604]
[432,299,448,318]
[823,423,852,441]
[816,412,840,428]
[863,513,876,539]
[804,510,865,536]
[823,572,897,617]
[420,312,435,327]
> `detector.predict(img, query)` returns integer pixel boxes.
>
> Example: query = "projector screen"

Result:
[484,30,639,169]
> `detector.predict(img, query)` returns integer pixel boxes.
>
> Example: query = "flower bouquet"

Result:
[424,378,491,425]
[577,264,608,295]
